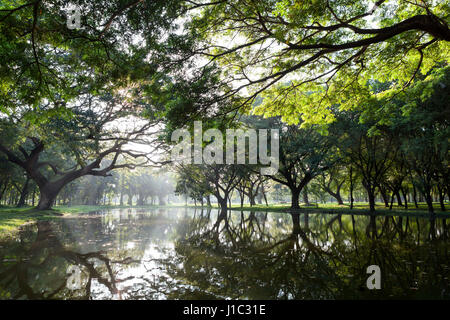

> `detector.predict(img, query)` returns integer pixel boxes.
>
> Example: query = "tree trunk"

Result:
[335,193,344,205]
[263,189,268,206]
[138,196,145,206]
[363,180,376,212]
[326,188,344,205]
[158,195,166,206]
[291,188,300,209]
[36,187,60,210]
[389,191,395,210]
[378,185,389,207]
[302,187,310,205]
[0,181,8,203]
[368,191,376,212]
[395,190,403,207]
[401,187,408,210]
[349,167,354,210]
[217,194,228,212]
[412,183,419,208]
[437,185,446,212]
[365,184,376,212]
[16,177,30,207]
[249,194,256,207]
[424,190,434,214]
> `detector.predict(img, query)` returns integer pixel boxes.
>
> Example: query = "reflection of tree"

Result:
[1,210,448,300]
[162,211,450,299]
[0,221,139,299]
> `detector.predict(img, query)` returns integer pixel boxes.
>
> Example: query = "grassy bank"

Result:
[0,204,203,240]
[1,202,448,241]
[224,202,449,217]
[0,205,122,240]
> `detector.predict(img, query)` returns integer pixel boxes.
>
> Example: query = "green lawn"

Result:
[0,204,199,240]
[0,205,114,240]
[0,202,448,241]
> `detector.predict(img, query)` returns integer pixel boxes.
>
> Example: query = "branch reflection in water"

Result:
[0,208,448,299]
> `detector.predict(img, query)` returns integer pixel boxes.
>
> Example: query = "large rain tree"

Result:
[0,0,194,209]
[187,0,450,125]
[0,94,162,210]
[0,0,188,119]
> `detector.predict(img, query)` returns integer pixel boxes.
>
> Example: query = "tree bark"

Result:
[36,187,61,210]
[158,195,166,206]
[395,190,403,207]
[424,190,434,214]
[378,185,389,207]
[349,167,354,210]
[437,185,446,212]
[16,176,30,207]
[363,180,376,212]
[412,183,419,208]
[401,187,408,210]
[302,187,310,205]
[291,188,300,209]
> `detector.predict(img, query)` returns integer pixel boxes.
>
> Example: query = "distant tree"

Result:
[316,166,347,205]
[269,119,339,209]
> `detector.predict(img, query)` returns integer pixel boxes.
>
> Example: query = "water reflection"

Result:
[0,208,449,299]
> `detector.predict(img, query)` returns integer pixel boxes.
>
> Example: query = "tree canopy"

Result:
[187,0,449,125]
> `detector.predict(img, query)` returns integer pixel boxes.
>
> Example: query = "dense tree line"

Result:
[0,163,174,207]
[173,66,449,214]
[1,67,448,214]
[0,1,448,214]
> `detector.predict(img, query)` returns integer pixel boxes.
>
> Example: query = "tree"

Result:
[0,0,208,210]
[396,66,450,213]
[317,165,346,205]
[202,164,242,213]
[187,0,450,125]
[339,112,397,212]
[175,164,214,206]
[0,0,185,121]
[268,118,338,209]
[235,168,267,207]
[0,96,159,210]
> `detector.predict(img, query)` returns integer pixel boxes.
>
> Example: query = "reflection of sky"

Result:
[60,208,221,299]
[2,208,449,300]
[61,208,284,299]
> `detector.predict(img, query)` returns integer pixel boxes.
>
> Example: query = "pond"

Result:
[0,208,449,300]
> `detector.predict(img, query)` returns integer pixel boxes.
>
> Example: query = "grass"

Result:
[0,207,59,240]
[0,201,448,241]
[225,202,449,216]
[0,203,202,240]
[0,205,114,241]
[178,201,450,217]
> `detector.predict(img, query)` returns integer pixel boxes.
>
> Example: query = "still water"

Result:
[0,208,449,299]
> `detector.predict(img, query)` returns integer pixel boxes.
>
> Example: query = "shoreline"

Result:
[1,203,448,241]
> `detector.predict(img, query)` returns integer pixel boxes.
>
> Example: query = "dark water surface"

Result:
[0,208,449,299]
